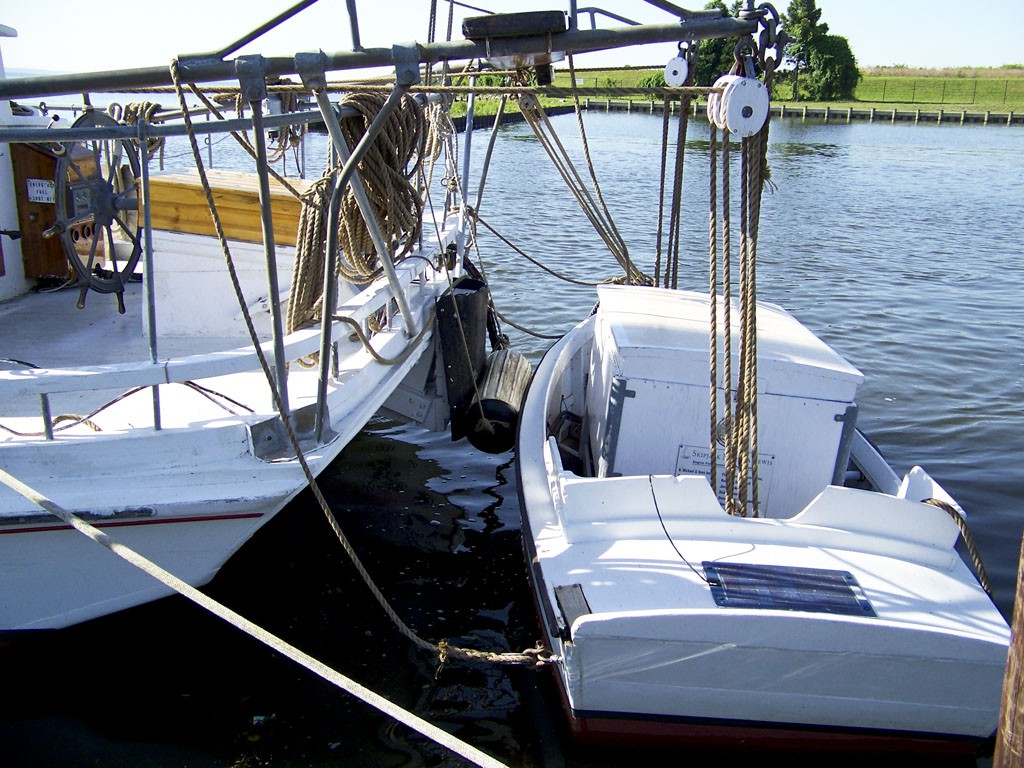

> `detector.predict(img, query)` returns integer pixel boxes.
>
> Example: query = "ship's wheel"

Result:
[53,110,142,313]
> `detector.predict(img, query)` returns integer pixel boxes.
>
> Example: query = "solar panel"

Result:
[703,562,876,617]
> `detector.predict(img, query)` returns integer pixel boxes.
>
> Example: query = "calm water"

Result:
[2,113,1023,767]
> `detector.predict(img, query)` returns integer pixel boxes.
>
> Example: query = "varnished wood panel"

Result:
[10,143,69,279]
[147,170,312,246]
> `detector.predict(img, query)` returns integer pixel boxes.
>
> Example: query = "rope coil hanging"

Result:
[111,101,167,163]
[287,91,427,338]
[333,91,426,282]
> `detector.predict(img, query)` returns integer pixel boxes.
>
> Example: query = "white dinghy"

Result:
[512,3,1010,755]
[518,285,1009,752]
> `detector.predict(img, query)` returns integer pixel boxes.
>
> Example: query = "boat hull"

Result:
[0,501,279,634]
[0,246,451,632]
[562,697,988,756]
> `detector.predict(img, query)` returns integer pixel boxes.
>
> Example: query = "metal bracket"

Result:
[392,42,421,87]
[831,403,860,486]
[248,403,335,461]
[235,55,268,103]
[294,50,328,92]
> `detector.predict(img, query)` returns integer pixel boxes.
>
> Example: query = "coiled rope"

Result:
[332,91,426,283]
[287,92,427,345]
[109,101,166,163]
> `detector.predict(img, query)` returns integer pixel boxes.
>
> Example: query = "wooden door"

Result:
[10,142,70,279]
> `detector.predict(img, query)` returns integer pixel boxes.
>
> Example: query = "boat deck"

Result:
[0,280,253,435]
[539,472,1007,643]
[529,471,1010,739]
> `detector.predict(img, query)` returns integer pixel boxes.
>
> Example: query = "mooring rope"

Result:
[923,498,993,597]
[0,467,509,768]
[168,60,552,676]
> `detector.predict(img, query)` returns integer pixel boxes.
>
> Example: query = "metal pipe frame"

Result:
[312,83,415,442]
[198,0,321,60]
[238,55,290,416]
[0,18,757,100]
[138,119,162,430]
[0,108,328,144]
[457,75,477,260]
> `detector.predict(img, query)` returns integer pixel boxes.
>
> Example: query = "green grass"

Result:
[448,96,571,118]
[445,67,1024,117]
[849,76,1024,112]
[544,68,1024,113]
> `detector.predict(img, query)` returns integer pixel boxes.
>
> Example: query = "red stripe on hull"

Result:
[545,669,988,759]
[0,512,264,535]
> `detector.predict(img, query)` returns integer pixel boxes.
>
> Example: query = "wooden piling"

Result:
[994,536,1024,767]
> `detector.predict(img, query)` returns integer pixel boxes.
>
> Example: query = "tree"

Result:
[693,0,743,87]
[638,71,667,92]
[783,0,828,100]
[805,34,860,100]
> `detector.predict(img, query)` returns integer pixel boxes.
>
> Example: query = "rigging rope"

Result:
[708,128,719,492]
[708,53,775,517]
[565,54,641,284]
[517,82,648,285]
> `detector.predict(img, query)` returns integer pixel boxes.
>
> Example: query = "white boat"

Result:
[0,18,472,633]
[510,6,1012,754]
[517,285,1010,752]
[0,1,744,639]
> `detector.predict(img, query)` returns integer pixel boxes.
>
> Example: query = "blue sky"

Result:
[1,0,1019,75]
